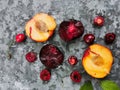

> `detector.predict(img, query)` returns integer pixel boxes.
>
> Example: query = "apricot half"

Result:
[25,13,56,42]
[82,44,113,78]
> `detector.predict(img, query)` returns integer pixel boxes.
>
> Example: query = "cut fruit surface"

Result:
[25,13,56,42]
[82,44,113,78]
[34,13,56,31]
[39,44,64,69]
[58,19,84,41]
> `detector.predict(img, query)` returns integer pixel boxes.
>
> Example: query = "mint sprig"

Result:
[80,81,93,90]
[100,80,120,90]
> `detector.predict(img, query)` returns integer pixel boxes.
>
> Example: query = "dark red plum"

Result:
[59,19,84,42]
[39,44,64,69]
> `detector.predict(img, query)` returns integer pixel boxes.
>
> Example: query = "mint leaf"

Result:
[80,81,93,90]
[100,80,120,90]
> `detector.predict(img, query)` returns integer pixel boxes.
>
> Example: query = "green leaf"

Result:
[80,81,93,90]
[100,80,120,90]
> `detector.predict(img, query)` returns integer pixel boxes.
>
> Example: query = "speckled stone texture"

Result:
[0,0,120,90]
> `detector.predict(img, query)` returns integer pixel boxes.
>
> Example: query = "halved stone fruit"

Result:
[25,13,56,42]
[58,19,84,42]
[39,44,64,69]
[82,44,113,78]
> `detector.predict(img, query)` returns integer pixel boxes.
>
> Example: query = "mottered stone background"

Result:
[0,0,120,90]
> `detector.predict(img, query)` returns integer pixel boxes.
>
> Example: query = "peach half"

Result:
[25,13,56,42]
[82,44,113,78]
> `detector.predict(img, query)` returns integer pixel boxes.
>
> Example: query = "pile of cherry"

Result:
[15,16,116,83]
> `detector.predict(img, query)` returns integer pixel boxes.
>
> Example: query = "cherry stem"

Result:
[6,39,16,59]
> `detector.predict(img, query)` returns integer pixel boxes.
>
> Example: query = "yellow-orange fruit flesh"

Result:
[82,44,113,78]
[25,13,56,42]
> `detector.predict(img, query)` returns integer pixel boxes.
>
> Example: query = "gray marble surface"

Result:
[0,0,120,90]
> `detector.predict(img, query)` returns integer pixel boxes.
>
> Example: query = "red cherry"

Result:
[15,33,26,43]
[68,56,78,66]
[93,16,104,26]
[70,70,82,83]
[40,69,51,81]
[105,33,116,44]
[83,34,95,45]
[25,52,37,62]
